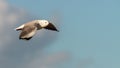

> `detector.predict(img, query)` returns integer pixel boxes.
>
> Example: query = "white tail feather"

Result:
[15,24,24,31]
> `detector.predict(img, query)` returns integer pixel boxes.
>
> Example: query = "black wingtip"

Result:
[19,37,32,40]
[55,29,59,32]
[44,23,59,32]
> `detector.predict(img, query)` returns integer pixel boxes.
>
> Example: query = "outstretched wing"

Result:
[19,26,37,40]
[44,23,59,32]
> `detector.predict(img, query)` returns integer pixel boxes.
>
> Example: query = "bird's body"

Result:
[15,20,59,40]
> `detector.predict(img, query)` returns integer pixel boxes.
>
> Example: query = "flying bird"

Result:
[15,20,59,40]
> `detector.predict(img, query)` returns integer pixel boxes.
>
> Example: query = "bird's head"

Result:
[38,20,49,27]
[38,20,59,32]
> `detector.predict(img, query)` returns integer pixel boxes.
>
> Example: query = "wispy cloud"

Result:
[0,0,69,68]
[77,58,94,68]
[0,0,27,50]
[22,52,69,68]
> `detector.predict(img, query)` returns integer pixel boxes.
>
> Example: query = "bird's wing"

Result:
[19,25,37,40]
[44,23,59,32]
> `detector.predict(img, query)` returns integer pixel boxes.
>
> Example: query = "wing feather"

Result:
[19,26,37,40]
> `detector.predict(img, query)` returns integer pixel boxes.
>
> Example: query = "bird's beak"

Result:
[44,23,59,32]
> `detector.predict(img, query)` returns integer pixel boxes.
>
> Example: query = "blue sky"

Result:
[1,0,120,68]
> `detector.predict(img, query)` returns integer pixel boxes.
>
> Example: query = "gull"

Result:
[15,20,59,40]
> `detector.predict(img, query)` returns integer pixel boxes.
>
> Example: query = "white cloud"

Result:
[23,52,69,68]
[0,0,27,50]
[0,1,66,68]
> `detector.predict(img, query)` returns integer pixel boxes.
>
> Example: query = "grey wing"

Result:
[19,26,37,40]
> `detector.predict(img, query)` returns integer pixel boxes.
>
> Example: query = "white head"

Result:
[38,20,49,27]
[37,20,59,32]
